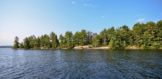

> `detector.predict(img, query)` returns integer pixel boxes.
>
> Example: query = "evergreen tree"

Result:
[50,32,59,49]
[13,20,162,50]
[80,30,88,45]
[23,37,30,49]
[65,31,74,49]
[73,32,80,46]
[92,34,101,47]
[13,36,19,48]
[100,28,108,45]
[40,34,51,49]
[59,34,66,48]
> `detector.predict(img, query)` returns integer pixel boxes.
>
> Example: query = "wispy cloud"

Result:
[136,18,145,23]
[71,1,76,5]
[71,0,95,8]
[101,16,105,18]
[83,3,95,8]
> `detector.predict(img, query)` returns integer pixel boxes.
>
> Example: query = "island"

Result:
[13,20,162,50]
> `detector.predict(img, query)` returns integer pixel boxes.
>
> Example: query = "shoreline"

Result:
[67,45,162,50]
[73,45,110,50]
[12,45,162,50]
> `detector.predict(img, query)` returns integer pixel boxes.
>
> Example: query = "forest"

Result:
[13,20,162,49]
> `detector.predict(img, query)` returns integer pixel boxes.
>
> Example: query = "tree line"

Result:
[13,20,162,49]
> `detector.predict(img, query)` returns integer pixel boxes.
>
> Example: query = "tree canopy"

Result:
[13,36,19,48]
[13,20,162,49]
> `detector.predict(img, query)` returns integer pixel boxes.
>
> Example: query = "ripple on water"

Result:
[0,49,161,79]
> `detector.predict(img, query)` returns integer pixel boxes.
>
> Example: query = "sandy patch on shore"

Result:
[74,45,110,49]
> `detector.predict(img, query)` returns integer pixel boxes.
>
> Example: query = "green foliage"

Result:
[73,32,80,46]
[23,37,30,49]
[19,42,24,48]
[80,30,88,45]
[59,32,74,49]
[109,31,126,50]
[73,30,88,46]
[28,35,38,49]
[59,34,66,48]
[13,36,19,48]
[92,35,101,47]
[40,34,51,49]
[65,31,74,49]
[50,32,59,49]
[87,31,93,45]
[100,29,108,45]
[14,20,162,50]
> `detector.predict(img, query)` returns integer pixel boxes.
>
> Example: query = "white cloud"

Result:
[101,16,105,18]
[137,18,145,23]
[72,1,76,5]
[83,3,95,7]
[83,3,88,6]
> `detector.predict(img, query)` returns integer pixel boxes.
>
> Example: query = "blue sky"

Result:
[0,0,162,45]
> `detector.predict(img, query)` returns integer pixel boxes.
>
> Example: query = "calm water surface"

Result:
[0,48,162,79]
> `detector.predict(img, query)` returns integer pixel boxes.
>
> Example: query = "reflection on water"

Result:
[0,48,162,79]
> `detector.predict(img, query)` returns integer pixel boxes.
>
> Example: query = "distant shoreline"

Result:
[1,45,161,50]
[73,46,147,50]
[0,46,12,48]
[11,45,162,50]
[73,45,110,50]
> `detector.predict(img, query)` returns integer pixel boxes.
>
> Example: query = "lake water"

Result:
[0,48,161,79]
